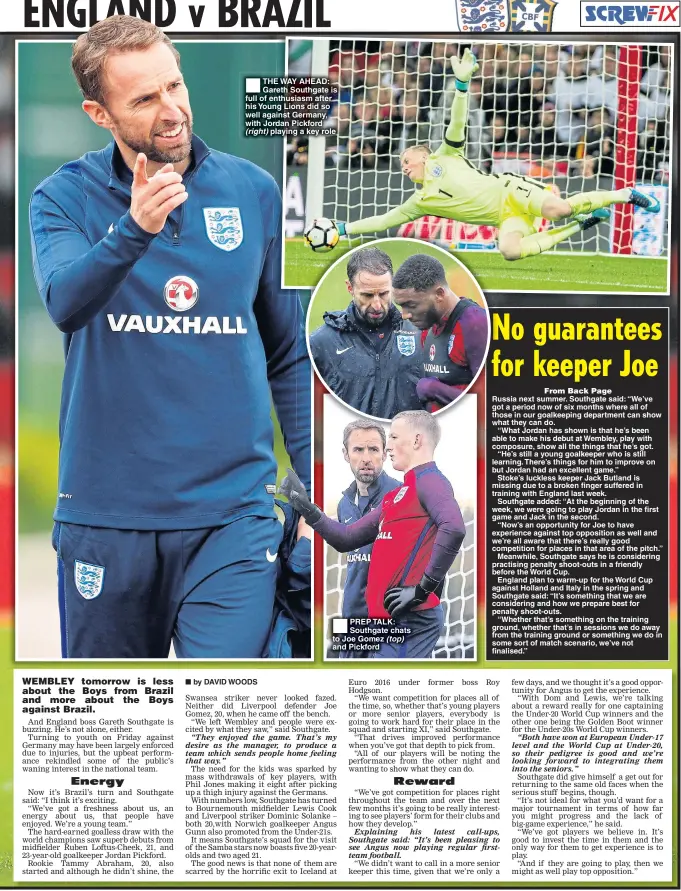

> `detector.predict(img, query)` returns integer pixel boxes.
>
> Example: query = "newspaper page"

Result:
[5,2,679,890]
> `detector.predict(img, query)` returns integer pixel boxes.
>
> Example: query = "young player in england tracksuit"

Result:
[282,412,465,659]
[29,18,310,659]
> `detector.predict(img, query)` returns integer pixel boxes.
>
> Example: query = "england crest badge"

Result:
[203,207,243,252]
[74,561,105,599]
[397,333,416,357]
[393,486,409,504]
[456,0,509,30]
[510,0,558,31]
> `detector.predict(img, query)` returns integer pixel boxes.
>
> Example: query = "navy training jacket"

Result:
[309,303,423,419]
[30,136,310,530]
[337,471,402,618]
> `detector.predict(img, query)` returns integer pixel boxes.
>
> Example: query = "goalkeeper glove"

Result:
[278,469,322,525]
[383,573,440,618]
[451,48,479,92]
[335,221,347,237]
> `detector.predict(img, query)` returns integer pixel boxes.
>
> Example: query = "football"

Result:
[303,218,340,252]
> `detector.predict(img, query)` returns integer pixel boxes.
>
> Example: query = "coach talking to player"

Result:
[29,17,310,659]
[309,246,422,419]
[282,411,465,658]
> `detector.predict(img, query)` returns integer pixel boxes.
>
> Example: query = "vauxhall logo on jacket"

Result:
[107,274,248,335]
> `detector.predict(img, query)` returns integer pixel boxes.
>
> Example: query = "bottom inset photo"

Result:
[322,395,477,661]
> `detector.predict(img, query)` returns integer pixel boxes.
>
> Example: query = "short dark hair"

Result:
[346,247,393,286]
[342,419,386,451]
[392,254,448,292]
[72,15,180,105]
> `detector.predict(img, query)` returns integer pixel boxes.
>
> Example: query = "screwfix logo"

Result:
[580,1,679,23]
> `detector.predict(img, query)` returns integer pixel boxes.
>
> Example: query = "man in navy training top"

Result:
[333,419,401,658]
[283,411,465,659]
[392,254,488,412]
[29,17,310,659]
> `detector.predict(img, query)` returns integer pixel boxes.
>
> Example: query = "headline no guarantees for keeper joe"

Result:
[491,314,664,384]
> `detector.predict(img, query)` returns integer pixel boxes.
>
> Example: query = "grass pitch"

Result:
[285,237,668,294]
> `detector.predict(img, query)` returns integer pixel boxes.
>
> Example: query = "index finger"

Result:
[151,163,176,177]
[132,153,148,186]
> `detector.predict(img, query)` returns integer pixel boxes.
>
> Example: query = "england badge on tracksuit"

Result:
[74,561,105,599]
[393,486,409,504]
[203,207,243,251]
[456,0,509,30]
[397,333,416,357]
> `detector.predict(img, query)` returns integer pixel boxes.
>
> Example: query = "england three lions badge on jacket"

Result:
[397,333,416,357]
[203,208,243,251]
[456,0,509,29]
[74,560,105,599]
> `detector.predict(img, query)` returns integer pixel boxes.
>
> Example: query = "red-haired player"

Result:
[280,411,466,658]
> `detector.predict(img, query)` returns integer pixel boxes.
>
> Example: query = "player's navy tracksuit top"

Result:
[314,462,465,619]
[30,136,310,530]
[337,471,401,618]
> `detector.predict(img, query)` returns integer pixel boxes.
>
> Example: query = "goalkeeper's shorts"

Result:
[498,173,552,238]
[53,515,282,659]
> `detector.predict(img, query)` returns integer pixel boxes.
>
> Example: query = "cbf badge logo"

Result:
[204,207,243,252]
[397,333,416,357]
[456,0,509,30]
[164,275,199,311]
[510,0,558,30]
[74,561,105,599]
[393,486,409,504]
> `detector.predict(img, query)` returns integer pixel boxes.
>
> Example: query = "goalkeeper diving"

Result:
[328,49,660,261]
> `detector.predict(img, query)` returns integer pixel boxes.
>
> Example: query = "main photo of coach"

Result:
[19,20,311,660]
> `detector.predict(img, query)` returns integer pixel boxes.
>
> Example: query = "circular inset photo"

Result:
[306,239,490,421]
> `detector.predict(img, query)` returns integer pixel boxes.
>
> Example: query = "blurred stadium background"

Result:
[17,41,296,659]
[284,39,672,291]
